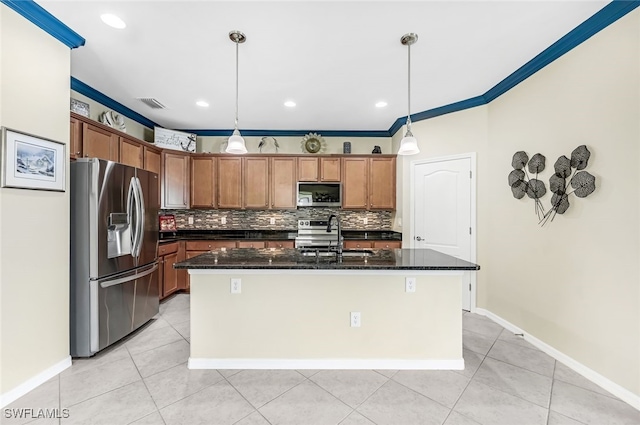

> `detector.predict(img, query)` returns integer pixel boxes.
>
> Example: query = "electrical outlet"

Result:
[270,217,276,225]
[363,217,368,225]
[188,216,194,225]
[221,217,227,225]
[350,312,361,327]
[405,277,416,293]
[230,278,241,294]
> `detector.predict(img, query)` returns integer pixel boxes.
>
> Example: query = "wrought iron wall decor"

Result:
[508,145,596,226]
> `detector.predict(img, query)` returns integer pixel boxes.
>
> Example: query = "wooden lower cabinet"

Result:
[237,241,266,248]
[266,240,295,248]
[158,242,183,300]
[344,240,401,250]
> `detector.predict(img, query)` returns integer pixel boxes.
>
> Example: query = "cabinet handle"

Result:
[76,151,80,155]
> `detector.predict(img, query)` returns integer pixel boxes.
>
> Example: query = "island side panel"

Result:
[189,272,463,369]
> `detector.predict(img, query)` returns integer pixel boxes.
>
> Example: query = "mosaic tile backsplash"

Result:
[162,209,393,231]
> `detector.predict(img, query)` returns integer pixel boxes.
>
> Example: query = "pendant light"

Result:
[398,33,420,156]
[226,30,248,154]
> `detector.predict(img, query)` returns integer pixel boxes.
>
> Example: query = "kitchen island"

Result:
[174,248,479,371]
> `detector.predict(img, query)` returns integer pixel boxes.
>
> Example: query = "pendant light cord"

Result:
[407,41,411,127]
[235,40,239,129]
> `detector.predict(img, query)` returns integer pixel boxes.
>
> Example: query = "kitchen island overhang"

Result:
[175,248,480,371]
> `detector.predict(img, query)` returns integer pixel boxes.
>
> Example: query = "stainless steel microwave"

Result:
[297,182,342,207]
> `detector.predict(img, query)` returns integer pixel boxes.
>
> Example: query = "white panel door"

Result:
[413,157,473,310]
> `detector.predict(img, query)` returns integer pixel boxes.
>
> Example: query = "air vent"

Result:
[137,97,166,109]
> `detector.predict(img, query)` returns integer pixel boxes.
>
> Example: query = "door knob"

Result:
[415,236,423,241]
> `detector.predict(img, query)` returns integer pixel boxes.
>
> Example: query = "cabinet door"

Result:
[270,157,297,209]
[191,156,217,208]
[218,157,243,209]
[243,157,269,209]
[266,240,295,248]
[369,157,396,209]
[70,116,82,159]
[82,123,119,161]
[297,157,318,181]
[320,158,341,182]
[161,152,190,209]
[144,146,161,174]
[162,252,179,297]
[342,157,369,209]
[119,137,143,168]
[158,256,165,300]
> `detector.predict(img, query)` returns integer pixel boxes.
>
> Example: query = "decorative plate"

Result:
[99,110,126,133]
[301,133,326,154]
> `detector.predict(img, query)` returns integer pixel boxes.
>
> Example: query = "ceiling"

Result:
[38,0,610,134]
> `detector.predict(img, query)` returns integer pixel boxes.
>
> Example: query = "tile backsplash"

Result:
[162,209,393,231]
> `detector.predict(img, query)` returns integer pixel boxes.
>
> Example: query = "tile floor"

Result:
[3,293,639,425]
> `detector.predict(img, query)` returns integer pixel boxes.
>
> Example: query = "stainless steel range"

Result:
[295,219,342,249]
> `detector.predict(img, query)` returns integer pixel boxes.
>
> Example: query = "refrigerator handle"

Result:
[134,176,146,258]
[129,176,141,258]
[99,263,158,289]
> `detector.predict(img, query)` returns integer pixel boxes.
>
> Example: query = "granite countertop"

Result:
[160,230,402,242]
[174,248,480,271]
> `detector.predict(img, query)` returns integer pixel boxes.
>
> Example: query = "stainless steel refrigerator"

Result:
[70,158,159,357]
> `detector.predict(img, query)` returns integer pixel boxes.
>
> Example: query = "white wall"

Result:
[0,4,71,400]
[398,9,640,398]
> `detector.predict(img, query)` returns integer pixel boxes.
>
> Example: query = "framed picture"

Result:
[1,127,66,192]
[154,126,196,153]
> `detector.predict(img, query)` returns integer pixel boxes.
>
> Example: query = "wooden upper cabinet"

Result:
[369,157,396,209]
[70,116,82,159]
[297,157,341,182]
[82,122,119,161]
[191,156,216,208]
[243,157,269,209]
[297,157,318,181]
[320,157,341,181]
[143,146,161,174]
[119,136,143,169]
[161,151,190,209]
[217,157,243,209]
[342,157,369,209]
[270,157,297,209]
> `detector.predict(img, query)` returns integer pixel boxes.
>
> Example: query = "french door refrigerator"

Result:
[70,158,159,357]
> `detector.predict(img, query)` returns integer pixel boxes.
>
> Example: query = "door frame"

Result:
[409,152,478,311]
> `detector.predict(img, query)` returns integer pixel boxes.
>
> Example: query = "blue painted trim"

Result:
[71,77,158,129]
[190,129,391,138]
[1,0,85,48]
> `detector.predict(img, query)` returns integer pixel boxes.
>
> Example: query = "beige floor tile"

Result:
[227,370,306,408]
[143,362,224,408]
[125,326,184,355]
[3,379,60,425]
[392,370,470,408]
[61,345,130,378]
[487,340,555,377]
[357,380,450,425]
[547,410,586,425]
[453,349,484,379]
[462,330,496,356]
[454,380,548,425]
[171,320,190,340]
[443,411,483,425]
[496,329,540,351]
[310,370,389,408]
[129,340,190,378]
[233,411,272,425]
[338,411,377,425]
[550,380,640,425]
[129,411,166,425]
[463,314,503,339]
[62,381,156,425]
[259,380,351,425]
[159,381,254,425]
[553,362,613,398]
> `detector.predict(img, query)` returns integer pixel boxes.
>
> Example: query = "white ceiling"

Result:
[39,0,609,134]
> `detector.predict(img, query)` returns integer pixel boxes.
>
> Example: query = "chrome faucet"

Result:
[326,214,343,258]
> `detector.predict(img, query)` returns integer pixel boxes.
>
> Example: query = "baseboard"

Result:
[0,356,72,408]
[474,308,640,411]
[189,357,464,371]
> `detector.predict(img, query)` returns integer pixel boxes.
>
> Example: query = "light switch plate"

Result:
[188,216,194,225]
[221,217,227,225]
[270,217,276,225]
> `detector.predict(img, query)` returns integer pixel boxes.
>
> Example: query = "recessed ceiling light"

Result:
[284,101,296,108]
[100,13,126,29]
[375,101,388,108]
[196,100,209,107]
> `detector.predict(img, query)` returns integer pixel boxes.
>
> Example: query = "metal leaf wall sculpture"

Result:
[540,145,596,226]
[509,145,596,226]
[508,151,547,219]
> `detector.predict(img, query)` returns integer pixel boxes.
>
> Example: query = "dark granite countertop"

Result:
[159,230,402,242]
[174,248,480,271]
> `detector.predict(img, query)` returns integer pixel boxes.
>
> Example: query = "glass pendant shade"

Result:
[398,133,420,155]
[226,128,247,154]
